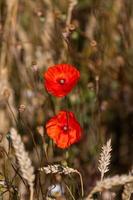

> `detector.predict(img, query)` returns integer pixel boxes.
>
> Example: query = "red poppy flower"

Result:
[46,111,82,149]
[44,64,80,97]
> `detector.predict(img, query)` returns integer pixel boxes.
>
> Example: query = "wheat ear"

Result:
[10,128,35,200]
[39,164,84,197]
[98,139,112,180]
[122,182,133,200]
[122,168,133,200]
[86,174,133,200]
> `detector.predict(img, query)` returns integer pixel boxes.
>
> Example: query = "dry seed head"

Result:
[90,40,97,47]
[122,167,133,200]
[32,63,38,72]
[3,88,10,100]
[98,139,112,180]
[10,128,35,188]
[37,126,44,137]
[39,164,78,175]
[122,182,133,200]
[87,82,95,91]
[36,11,43,17]
[18,104,26,113]
[39,164,84,197]
[86,175,133,200]
[95,75,99,82]
[68,24,76,32]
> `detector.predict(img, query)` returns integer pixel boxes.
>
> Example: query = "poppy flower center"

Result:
[58,79,65,85]
[63,125,68,132]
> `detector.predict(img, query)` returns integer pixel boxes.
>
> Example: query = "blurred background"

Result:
[0,0,133,199]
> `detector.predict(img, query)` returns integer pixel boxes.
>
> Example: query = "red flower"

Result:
[46,111,82,149]
[44,64,80,97]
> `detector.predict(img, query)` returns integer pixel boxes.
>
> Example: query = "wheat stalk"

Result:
[39,164,84,197]
[10,128,35,200]
[98,139,112,180]
[86,174,133,200]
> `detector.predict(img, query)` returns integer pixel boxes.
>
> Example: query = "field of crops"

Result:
[0,0,133,199]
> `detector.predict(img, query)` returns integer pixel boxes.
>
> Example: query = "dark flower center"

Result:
[58,79,65,85]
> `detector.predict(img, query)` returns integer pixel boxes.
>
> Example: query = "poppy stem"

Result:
[65,96,70,149]
[65,150,69,161]
[48,94,56,115]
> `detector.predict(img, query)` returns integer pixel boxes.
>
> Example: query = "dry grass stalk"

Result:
[39,164,84,197]
[60,0,77,62]
[122,168,133,200]
[10,128,35,200]
[98,139,112,180]
[66,0,77,27]
[86,174,133,200]
[0,0,18,70]
[0,0,18,126]
[0,0,18,172]
[41,0,55,67]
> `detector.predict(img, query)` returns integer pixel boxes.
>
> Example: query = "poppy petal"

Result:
[44,64,80,97]
[45,111,82,149]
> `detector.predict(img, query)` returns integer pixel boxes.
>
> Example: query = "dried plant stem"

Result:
[66,0,77,27]
[6,100,18,125]
[0,0,18,159]
[41,0,54,67]
[0,0,18,70]
[86,175,133,200]
[65,183,76,200]
[61,0,77,62]
[30,186,34,200]
[19,116,41,163]
[76,171,84,197]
